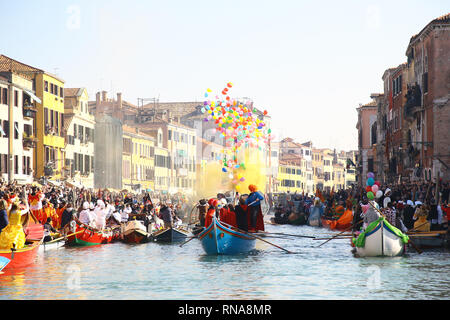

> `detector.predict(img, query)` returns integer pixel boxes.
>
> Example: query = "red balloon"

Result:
[374,181,381,187]
[263,110,268,115]
[366,186,372,192]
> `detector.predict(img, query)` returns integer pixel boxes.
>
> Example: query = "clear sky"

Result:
[1,0,448,151]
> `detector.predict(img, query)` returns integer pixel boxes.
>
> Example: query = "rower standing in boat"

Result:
[246,185,265,232]
[234,196,249,231]
[159,202,173,229]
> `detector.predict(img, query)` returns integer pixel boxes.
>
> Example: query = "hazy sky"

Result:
[1,0,448,151]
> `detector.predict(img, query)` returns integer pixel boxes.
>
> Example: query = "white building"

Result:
[0,71,40,184]
[63,88,95,188]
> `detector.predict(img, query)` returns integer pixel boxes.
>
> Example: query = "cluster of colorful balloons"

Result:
[365,172,383,200]
[201,83,271,182]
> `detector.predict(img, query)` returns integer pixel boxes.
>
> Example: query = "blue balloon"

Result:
[222,167,227,172]
[367,177,375,186]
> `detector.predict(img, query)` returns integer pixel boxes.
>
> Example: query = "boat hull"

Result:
[408,232,447,249]
[355,220,405,257]
[151,227,190,243]
[0,240,42,270]
[199,217,256,255]
[38,239,66,253]
[66,220,113,247]
[124,230,149,244]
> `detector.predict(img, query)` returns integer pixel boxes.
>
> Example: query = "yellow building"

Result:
[34,72,65,179]
[122,126,155,192]
[277,161,305,193]
[312,148,324,192]
[321,149,334,192]
[333,163,345,191]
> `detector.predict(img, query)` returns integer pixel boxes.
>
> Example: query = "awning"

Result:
[24,89,42,104]
[47,180,62,187]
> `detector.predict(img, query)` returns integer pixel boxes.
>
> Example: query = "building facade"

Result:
[63,88,95,188]
[0,66,40,184]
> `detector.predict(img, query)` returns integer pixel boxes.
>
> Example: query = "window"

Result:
[2,88,7,105]
[14,90,18,107]
[23,156,27,175]
[54,85,58,96]
[168,130,172,140]
[24,124,32,137]
[60,87,64,98]
[423,72,428,94]
[14,155,18,174]
[55,111,59,135]
[2,120,9,137]
[0,154,7,173]
[50,83,54,95]
[14,121,19,139]
[44,81,49,92]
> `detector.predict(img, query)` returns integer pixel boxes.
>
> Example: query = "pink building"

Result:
[356,95,380,187]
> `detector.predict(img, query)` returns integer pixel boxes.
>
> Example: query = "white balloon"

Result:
[376,190,383,198]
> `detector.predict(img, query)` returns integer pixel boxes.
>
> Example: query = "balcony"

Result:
[23,104,38,119]
[23,136,38,150]
[404,84,423,121]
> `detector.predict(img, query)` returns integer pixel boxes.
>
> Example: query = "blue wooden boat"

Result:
[198,216,256,255]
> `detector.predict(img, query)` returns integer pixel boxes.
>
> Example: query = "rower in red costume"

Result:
[218,199,237,228]
[28,187,45,224]
[204,199,218,228]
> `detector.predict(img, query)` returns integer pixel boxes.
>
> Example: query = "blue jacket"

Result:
[246,191,264,207]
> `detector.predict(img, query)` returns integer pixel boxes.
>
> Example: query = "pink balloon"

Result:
[371,185,379,193]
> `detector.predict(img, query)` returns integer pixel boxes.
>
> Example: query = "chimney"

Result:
[117,92,122,109]
[102,90,107,102]
[96,92,101,106]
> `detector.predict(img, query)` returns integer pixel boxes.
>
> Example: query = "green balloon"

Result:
[367,191,374,200]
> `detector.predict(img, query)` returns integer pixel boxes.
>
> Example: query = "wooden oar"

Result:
[219,221,295,254]
[316,220,363,247]
[406,221,431,233]
[179,235,198,247]
[367,201,422,254]
[45,230,84,244]
[256,231,316,239]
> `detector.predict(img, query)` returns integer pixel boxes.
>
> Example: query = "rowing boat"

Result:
[65,219,114,247]
[198,216,256,255]
[38,238,66,253]
[151,226,190,243]
[0,238,43,271]
[352,217,409,257]
[407,231,447,249]
[122,220,150,244]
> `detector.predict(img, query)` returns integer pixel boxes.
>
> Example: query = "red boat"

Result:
[66,219,114,247]
[0,222,44,271]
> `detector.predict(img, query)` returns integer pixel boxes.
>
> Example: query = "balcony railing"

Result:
[23,104,37,119]
[23,136,38,149]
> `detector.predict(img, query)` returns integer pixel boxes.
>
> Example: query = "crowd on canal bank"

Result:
[0,176,449,251]
[270,180,450,234]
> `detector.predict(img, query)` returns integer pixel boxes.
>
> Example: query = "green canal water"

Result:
[1,218,449,300]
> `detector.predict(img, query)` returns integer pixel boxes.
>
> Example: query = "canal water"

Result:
[1,217,449,300]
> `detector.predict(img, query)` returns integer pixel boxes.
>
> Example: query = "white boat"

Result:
[38,238,66,253]
[354,218,407,257]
